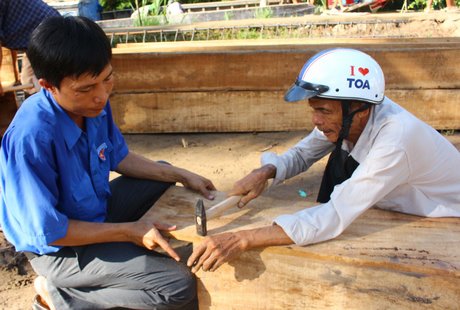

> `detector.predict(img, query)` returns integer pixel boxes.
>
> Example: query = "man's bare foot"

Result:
[34,276,55,310]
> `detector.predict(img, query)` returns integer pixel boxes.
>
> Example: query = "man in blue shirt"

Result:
[0,16,215,310]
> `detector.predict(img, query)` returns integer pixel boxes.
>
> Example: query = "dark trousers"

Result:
[29,176,198,310]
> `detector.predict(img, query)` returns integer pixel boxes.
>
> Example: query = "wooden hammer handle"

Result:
[206,195,242,220]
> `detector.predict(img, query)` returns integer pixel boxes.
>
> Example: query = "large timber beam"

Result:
[110,89,460,132]
[142,186,460,309]
[110,38,460,133]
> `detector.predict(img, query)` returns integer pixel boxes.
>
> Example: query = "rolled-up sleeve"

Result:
[261,128,334,185]
[1,134,68,254]
[274,143,410,246]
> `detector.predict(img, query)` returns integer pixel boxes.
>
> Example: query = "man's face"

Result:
[308,98,343,143]
[43,64,114,125]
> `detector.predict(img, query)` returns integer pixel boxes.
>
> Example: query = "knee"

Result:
[150,265,197,309]
[168,267,197,308]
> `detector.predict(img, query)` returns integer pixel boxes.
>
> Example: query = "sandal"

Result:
[32,295,49,310]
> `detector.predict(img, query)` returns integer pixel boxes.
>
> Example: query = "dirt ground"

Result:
[1,11,460,310]
[1,130,460,309]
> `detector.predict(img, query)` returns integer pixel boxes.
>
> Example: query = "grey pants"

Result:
[29,176,198,309]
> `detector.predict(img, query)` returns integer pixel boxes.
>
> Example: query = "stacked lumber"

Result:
[110,38,460,133]
[143,186,460,309]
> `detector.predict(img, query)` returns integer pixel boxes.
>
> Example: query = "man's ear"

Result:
[38,79,57,94]
[356,106,371,128]
[356,107,370,119]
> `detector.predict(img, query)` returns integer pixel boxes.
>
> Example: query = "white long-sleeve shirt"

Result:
[262,97,460,246]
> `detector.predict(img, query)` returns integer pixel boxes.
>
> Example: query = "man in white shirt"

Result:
[187,48,460,273]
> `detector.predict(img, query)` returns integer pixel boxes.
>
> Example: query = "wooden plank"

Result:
[114,38,460,51]
[143,186,460,309]
[109,90,311,133]
[111,39,460,91]
[109,89,460,133]
[0,92,17,136]
[1,48,18,89]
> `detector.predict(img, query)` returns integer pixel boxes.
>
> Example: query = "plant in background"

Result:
[254,7,273,19]
[101,0,218,11]
[408,0,430,9]
[131,0,167,26]
[224,11,235,20]
[408,0,460,10]
[100,0,134,10]
[314,0,327,13]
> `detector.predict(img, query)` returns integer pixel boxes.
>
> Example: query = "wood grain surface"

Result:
[143,186,460,309]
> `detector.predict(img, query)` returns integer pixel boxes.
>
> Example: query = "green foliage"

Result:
[101,0,460,16]
[440,129,457,136]
[254,7,273,19]
[149,0,165,15]
[101,0,223,11]
[224,11,235,20]
[408,0,460,10]
[130,0,168,26]
[133,15,164,25]
[100,0,134,10]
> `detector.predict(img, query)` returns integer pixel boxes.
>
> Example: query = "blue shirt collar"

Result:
[42,89,107,150]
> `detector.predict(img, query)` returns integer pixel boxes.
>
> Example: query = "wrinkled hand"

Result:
[229,164,276,208]
[131,220,180,261]
[187,232,247,273]
[181,170,216,200]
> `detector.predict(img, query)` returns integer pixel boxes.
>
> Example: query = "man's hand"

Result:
[180,170,216,200]
[229,164,276,208]
[187,232,247,273]
[129,220,180,261]
[187,225,293,273]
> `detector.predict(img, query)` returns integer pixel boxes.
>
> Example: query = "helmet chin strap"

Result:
[335,101,370,150]
[316,100,371,203]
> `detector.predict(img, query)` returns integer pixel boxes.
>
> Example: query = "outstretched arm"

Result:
[187,224,293,273]
[52,219,181,261]
[116,151,216,200]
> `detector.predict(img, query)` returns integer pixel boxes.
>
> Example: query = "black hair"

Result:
[27,16,112,89]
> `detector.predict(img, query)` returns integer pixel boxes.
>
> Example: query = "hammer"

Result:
[195,195,241,236]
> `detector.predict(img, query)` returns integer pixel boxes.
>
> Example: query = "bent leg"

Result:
[30,243,197,309]
[107,174,174,223]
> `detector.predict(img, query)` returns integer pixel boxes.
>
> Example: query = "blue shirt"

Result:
[0,89,129,254]
[0,0,59,49]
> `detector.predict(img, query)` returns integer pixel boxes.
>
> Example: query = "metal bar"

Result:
[106,19,414,44]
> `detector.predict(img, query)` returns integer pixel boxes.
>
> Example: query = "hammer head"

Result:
[195,199,207,236]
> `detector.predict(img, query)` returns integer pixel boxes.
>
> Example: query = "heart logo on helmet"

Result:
[358,67,369,76]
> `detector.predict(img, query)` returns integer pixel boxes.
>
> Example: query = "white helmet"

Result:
[285,48,385,104]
